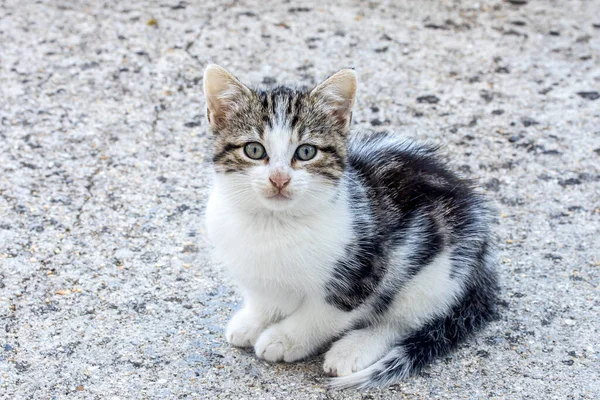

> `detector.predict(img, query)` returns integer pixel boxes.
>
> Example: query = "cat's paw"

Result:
[323,334,381,376]
[225,308,264,348]
[254,326,309,362]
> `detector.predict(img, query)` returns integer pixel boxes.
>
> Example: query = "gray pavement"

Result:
[0,0,599,398]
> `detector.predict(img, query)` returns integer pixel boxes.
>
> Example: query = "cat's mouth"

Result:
[268,192,291,201]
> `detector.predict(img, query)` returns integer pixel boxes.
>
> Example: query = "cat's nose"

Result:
[269,173,291,190]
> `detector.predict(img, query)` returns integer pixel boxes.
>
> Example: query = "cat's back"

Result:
[347,130,490,235]
[348,131,455,181]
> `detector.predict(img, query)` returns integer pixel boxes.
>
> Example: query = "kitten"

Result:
[203,64,499,388]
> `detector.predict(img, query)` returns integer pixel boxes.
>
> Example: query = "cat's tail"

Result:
[328,272,499,389]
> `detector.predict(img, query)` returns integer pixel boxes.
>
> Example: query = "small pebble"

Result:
[577,91,599,100]
[416,95,440,104]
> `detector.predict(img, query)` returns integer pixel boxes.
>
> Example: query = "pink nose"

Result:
[269,173,291,190]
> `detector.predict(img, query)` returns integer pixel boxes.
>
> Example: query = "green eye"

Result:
[295,144,317,161]
[244,142,267,160]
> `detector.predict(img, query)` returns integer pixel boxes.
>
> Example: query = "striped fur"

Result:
[204,65,499,388]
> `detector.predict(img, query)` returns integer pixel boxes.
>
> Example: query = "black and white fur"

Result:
[203,64,499,388]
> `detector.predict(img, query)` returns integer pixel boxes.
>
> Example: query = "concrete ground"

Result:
[1,0,599,398]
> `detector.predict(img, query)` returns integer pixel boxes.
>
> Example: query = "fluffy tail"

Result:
[329,272,499,389]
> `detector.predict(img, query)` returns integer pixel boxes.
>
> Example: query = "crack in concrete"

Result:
[73,166,101,228]
[183,10,216,67]
[151,102,164,136]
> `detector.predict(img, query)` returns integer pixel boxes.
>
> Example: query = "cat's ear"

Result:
[310,69,357,126]
[203,64,251,129]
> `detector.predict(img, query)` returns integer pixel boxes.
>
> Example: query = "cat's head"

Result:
[203,64,356,214]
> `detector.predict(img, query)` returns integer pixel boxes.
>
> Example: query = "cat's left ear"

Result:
[203,64,251,129]
[310,69,357,126]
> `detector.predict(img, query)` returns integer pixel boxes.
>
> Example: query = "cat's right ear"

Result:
[310,69,357,128]
[203,64,251,129]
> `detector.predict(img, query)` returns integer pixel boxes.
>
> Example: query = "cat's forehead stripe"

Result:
[275,94,288,131]
[258,87,305,136]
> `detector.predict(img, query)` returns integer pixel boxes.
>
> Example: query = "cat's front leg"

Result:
[226,307,266,347]
[254,300,353,363]
[226,296,281,348]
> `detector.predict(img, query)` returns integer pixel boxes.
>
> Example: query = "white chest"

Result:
[205,189,352,296]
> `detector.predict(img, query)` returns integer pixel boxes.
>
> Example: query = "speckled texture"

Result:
[0,0,599,398]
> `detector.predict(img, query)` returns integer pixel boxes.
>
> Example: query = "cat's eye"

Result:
[295,144,317,161]
[244,142,267,160]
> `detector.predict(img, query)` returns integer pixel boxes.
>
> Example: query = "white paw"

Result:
[323,334,382,377]
[225,309,264,348]
[254,326,309,362]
